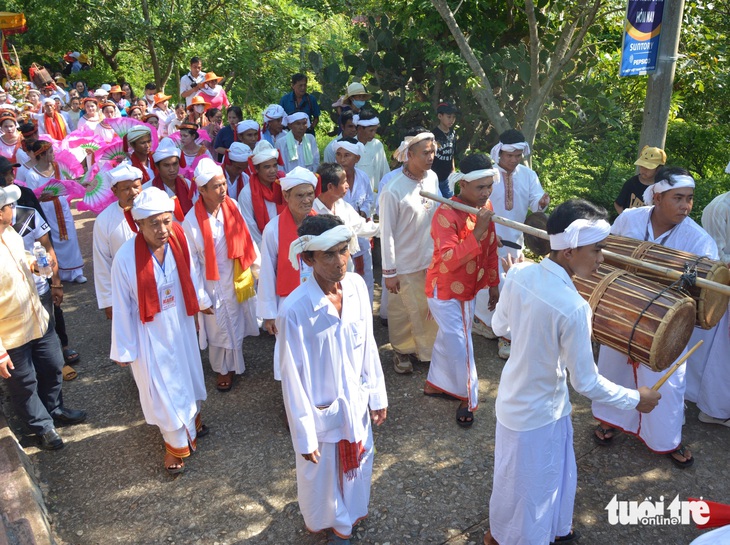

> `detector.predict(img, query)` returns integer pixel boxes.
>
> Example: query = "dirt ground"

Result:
[2,208,729,545]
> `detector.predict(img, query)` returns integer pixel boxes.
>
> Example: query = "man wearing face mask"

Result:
[143,83,158,110]
[180,57,207,107]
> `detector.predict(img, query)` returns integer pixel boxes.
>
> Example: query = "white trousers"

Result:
[691,309,730,419]
[426,297,478,411]
[489,416,576,545]
[474,245,518,338]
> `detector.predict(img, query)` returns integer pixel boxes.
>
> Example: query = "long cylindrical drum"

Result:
[573,264,696,371]
[603,235,730,329]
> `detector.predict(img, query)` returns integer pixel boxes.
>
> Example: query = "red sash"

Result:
[193,197,257,281]
[44,112,67,141]
[151,175,196,220]
[130,152,158,183]
[135,222,199,323]
[248,168,286,233]
[275,207,315,296]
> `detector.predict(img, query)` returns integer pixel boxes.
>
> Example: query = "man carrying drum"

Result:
[484,198,661,545]
[592,167,719,468]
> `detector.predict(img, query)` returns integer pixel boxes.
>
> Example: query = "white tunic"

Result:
[16,165,84,282]
[92,202,136,309]
[109,236,211,436]
[379,169,439,277]
[343,167,375,218]
[225,170,249,202]
[701,190,730,262]
[278,273,387,537]
[356,138,390,192]
[183,202,261,376]
[276,134,320,173]
[237,183,278,247]
[592,206,719,452]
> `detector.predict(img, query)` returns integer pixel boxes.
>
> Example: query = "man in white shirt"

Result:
[183,159,260,393]
[278,214,387,545]
[223,142,251,201]
[593,168,719,468]
[276,113,319,173]
[473,129,549,360]
[379,129,440,374]
[312,162,379,297]
[179,56,206,107]
[323,111,357,163]
[354,111,389,192]
[92,163,143,319]
[484,198,661,545]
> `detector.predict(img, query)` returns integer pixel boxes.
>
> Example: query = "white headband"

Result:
[152,137,181,163]
[642,175,695,205]
[237,120,259,134]
[131,187,175,220]
[280,166,318,191]
[194,157,224,187]
[228,142,252,163]
[447,168,497,194]
[354,115,379,127]
[251,140,279,165]
[286,112,310,127]
[108,162,143,186]
[263,104,286,122]
[393,132,435,163]
[333,140,364,158]
[549,219,611,251]
[490,141,531,164]
[288,225,357,270]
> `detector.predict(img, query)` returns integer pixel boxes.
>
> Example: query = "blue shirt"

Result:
[213,126,235,161]
[279,91,320,120]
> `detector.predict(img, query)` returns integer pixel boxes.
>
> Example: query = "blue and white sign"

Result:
[620,0,665,76]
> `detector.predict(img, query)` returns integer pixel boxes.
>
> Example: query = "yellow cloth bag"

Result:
[233,260,255,303]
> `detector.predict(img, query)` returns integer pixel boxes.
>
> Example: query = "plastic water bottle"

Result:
[33,242,53,279]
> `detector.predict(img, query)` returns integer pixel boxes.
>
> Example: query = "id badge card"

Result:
[160,281,176,310]
[299,258,313,284]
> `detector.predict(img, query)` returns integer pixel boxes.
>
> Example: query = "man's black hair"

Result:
[499,129,526,145]
[190,56,201,65]
[291,73,307,86]
[654,166,693,186]
[459,154,493,174]
[317,163,346,192]
[339,110,354,129]
[144,82,157,91]
[546,199,608,236]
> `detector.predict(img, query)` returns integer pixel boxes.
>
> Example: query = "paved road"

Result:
[3,209,729,545]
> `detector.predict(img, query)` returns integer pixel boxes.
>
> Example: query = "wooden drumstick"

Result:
[651,340,704,391]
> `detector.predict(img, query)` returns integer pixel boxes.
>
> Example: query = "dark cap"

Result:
[436,102,459,114]
[0,156,21,174]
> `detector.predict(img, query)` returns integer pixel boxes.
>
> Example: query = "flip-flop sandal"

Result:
[63,348,80,365]
[423,390,456,400]
[456,406,474,428]
[593,425,616,446]
[165,457,185,475]
[196,424,210,438]
[550,529,581,543]
[62,365,78,381]
[216,373,233,392]
[667,445,694,469]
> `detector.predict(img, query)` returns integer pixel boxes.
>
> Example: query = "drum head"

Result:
[524,212,550,256]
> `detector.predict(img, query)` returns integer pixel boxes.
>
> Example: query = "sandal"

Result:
[593,425,616,446]
[456,405,474,428]
[196,424,210,438]
[63,348,80,365]
[62,365,77,381]
[667,444,694,469]
[216,372,233,392]
[550,529,581,543]
[164,453,185,475]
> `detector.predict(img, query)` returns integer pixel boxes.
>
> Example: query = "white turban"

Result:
[228,142,253,163]
[263,104,286,123]
[251,140,279,165]
[152,137,181,163]
[354,115,379,127]
[490,141,531,164]
[126,124,151,143]
[549,219,611,251]
[237,120,259,134]
[108,162,143,186]
[0,184,21,208]
[280,166,318,191]
[288,224,357,270]
[286,112,310,128]
[194,157,224,187]
[447,168,498,195]
[392,132,435,163]
[333,140,364,158]
[643,174,695,205]
[42,97,55,106]
[131,187,175,220]
[94,89,109,98]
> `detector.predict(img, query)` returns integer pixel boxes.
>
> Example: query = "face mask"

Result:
[194,105,205,114]
[352,100,366,108]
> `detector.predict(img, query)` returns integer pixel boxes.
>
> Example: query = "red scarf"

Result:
[135,222,199,323]
[248,168,286,233]
[276,207,315,296]
[194,196,257,281]
[151,175,197,221]
[44,111,67,141]
[123,208,138,232]
[338,440,366,479]
[130,152,158,184]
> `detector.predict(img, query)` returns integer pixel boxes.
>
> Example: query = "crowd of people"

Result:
[1,54,729,545]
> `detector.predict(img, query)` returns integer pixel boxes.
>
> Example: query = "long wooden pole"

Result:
[419,191,730,297]
[651,340,703,391]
